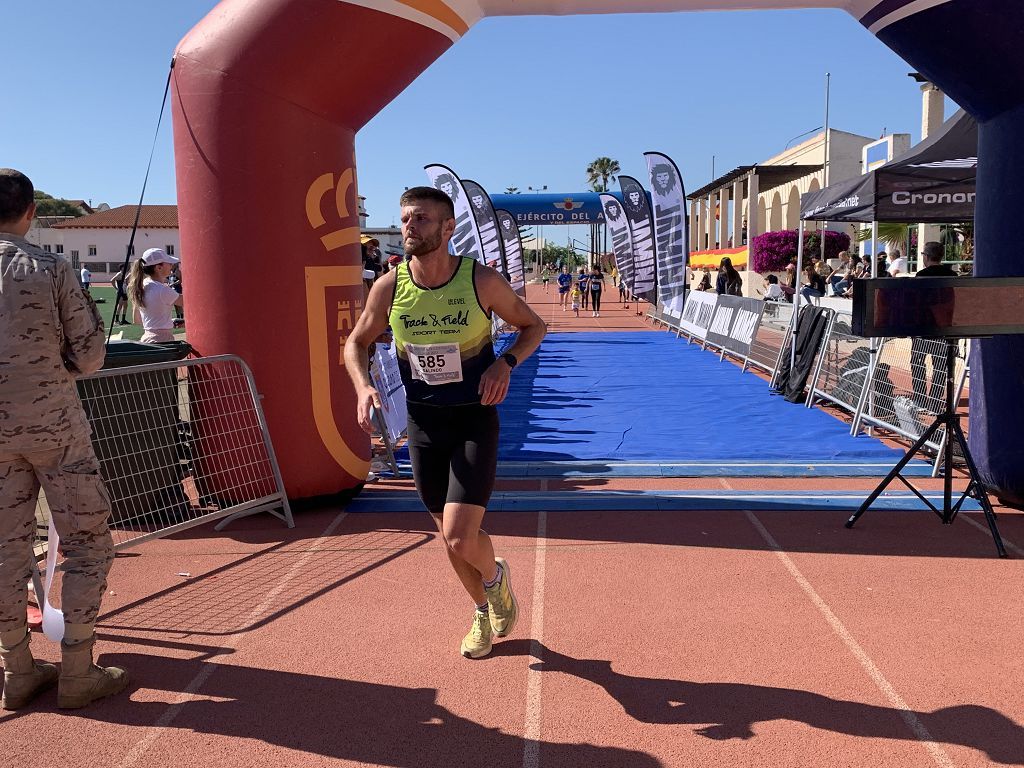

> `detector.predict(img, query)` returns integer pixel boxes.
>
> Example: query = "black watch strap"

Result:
[502,352,518,370]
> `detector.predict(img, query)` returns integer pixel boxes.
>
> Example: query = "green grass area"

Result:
[88,285,186,342]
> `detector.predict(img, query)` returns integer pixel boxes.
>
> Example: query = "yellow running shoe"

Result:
[485,557,518,638]
[461,611,493,659]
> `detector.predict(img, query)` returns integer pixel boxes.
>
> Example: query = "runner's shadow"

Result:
[69,653,661,768]
[494,641,1024,764]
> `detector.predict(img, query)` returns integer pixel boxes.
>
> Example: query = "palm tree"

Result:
[505,186,519,194]
[586,157,620,193]
[587,157,620,257]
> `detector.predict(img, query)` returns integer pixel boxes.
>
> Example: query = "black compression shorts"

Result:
[406,402,499,512]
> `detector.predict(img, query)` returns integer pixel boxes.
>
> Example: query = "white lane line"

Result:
[522,510,548,768]
[726,477,955,768]
[117,511,349,768]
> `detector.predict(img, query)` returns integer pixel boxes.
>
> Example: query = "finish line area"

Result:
[375,329,935,491]
[5,285,1023,768]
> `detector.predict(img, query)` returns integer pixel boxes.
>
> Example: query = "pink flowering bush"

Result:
[752,229,851,272]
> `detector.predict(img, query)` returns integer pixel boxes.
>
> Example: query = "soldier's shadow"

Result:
[493,641,1024,765]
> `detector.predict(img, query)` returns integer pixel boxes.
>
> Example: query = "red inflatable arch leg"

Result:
[172,0,463,497]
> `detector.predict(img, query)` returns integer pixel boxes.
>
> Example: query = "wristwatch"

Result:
[501,352,518,370]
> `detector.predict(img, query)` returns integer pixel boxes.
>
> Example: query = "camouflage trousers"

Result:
[0,438,114,632]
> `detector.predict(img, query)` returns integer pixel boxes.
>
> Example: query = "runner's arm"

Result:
[476,265,547,406]
[344,270,396,433]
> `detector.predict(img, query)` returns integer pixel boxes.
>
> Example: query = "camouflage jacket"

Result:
[0,233,106,451]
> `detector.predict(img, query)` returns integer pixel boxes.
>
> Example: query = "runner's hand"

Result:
[479,359,512,406]
[356,385,383,434]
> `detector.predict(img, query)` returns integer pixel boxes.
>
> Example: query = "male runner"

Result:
[344,186,546,659]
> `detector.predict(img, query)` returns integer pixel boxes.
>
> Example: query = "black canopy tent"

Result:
[785,110,977,366]
[799,109,977,224]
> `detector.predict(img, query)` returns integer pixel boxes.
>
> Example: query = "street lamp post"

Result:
[528,184,547,269]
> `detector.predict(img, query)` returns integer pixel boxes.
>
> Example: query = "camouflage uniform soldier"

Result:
[0,169,128,709]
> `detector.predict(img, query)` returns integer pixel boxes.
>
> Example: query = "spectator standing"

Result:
[910,242,958,410]
[168,267,184,321]
[875,251,888,278]
[79,265,91,291]
[0,168,128,710]
[110,267,130,324]
[127,248,182,343]
[610,264,618,287]
[715,256,743,296]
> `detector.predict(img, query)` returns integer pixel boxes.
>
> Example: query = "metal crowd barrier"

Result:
[647,305,685,337]
[806,311,874,414]
[746,301,795,377]
[849,338,969,475]
[35,355,293,555]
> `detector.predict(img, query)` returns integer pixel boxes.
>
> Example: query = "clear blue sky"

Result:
[2,2,953,230]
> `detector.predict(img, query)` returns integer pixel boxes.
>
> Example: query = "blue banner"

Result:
[488,192,626,225]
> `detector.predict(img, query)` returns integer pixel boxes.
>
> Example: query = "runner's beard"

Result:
[404,226,442,256]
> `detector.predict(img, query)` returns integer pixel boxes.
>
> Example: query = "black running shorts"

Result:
[406,402,499,512]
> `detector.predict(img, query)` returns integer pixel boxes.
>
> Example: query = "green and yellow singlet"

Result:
[389,257,495,405]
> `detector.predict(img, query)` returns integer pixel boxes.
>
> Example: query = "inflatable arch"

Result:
[172,0,1024,503]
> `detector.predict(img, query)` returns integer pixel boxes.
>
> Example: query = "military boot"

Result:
[58,636,129,709]
[1,631,58,710]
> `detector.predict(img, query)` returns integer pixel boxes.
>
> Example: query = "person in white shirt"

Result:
[79,266,91,290]
[887,249,909,276]
[127,248,182,343]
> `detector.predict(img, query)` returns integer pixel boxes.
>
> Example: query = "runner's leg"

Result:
[429,512,488,605]
[443,404,499,585]
[408,404,498,599]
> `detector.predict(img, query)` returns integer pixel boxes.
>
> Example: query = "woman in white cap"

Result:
[127,248,183,343]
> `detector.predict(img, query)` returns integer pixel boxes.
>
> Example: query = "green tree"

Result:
[33,190,83,217]
[586,157,620,257]
[585,157,620,193]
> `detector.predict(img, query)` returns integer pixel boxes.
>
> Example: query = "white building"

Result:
[50,205,180,278]
[686,127,903,257]
[362,226,404,261]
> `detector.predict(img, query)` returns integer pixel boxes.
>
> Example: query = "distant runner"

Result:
[577,268,590,311]
[345,186,547,659]
[557,266,572,311]
[589,266,604,317]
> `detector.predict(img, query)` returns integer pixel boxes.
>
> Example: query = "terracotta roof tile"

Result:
[53,205,178,229]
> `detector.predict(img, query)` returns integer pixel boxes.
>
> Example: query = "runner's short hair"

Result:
[0,169,34,224]
[400,186,455,220]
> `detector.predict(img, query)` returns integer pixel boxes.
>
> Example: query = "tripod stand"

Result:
[845,338,1007,558]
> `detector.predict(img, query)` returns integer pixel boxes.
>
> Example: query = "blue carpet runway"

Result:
[390,331,928,478]
[499,332,903,464]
